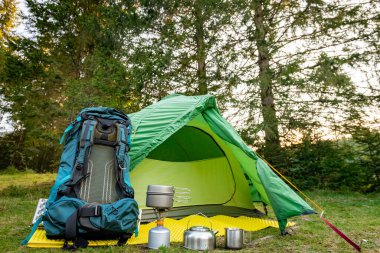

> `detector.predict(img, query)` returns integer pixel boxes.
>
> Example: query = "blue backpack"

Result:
[41,108,139,248]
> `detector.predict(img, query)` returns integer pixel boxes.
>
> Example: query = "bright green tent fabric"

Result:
[129,94,314,233]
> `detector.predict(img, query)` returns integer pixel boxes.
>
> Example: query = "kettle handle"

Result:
[186,212,213,231]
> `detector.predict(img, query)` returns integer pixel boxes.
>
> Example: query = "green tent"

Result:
[129,94,314,233]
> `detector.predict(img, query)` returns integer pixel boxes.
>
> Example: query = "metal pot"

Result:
[225,228,244,249]
[146,185,174,209]
[183,213,218,251]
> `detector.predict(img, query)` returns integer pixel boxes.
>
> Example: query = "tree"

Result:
[25,0,145,113]
[0,0,144,170]
[233,0,379,166]
[137,0,238,104]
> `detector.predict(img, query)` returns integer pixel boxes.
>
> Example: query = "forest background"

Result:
[0,0,379,192]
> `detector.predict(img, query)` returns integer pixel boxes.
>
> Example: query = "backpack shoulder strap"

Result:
[65,119,97,198]
[115,122,134,198]
[115,123,130,169]
[77,119,97,167]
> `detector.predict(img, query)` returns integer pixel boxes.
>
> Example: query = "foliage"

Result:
[285,133,380,192]
[0,131,26,169]
[232,0,379,165]
[350,127,380,192]
[0,165,19,175]
[0,129,59,172]
[108,0,242,110]
[1,0,147,171]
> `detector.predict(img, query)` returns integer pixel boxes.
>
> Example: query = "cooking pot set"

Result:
[146,185,246,251]
[146,185,174,210]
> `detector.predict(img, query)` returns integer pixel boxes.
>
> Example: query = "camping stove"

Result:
[146,185,174,249]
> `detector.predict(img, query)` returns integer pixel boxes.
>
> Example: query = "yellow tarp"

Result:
[27,215,295,248]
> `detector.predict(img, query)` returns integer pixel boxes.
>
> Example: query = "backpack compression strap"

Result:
[64,204,131,249]
[64,203,132,247]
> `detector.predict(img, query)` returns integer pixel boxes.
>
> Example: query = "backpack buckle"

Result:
[94,205,101,216]
[118,163,127,170]
[76,164,83,170]
[79,205,102,217]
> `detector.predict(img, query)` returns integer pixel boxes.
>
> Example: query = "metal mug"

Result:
[225,228,244,249]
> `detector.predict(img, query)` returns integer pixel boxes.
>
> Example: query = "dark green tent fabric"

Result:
[148,126,224,161]
[128,94,315,233]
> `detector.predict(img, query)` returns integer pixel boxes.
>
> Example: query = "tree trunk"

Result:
[194,1,207,95]
[253,2,281,161]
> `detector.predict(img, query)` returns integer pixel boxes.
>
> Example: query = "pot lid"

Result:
[147,185,174,194]
[189,226,211,232]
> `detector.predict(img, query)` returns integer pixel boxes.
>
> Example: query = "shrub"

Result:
[0,165,19,175]
[284,136,378,192]
[0,131,60,173]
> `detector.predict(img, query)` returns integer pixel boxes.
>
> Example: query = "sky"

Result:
[14,0,29,37]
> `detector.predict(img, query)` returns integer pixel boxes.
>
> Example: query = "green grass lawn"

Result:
[0,171,56,191]
[0,172,379,253]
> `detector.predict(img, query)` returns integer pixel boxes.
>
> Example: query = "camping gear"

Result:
[173,187,192,203]
[23,107,139,249]
[32,199,47,225]
[146,185,173,249]
[146,185,175,209]
[183,226,218,251]
[183,213,217,251]
[128,94,315,234]
[26,215,295,248]
[225,228,244,249]
[321,215,361,252]
[148,225,170,249]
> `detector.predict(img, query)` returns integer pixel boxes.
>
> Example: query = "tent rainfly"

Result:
[128,94,315,233]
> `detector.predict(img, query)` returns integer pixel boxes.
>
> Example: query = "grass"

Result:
[0,170,56,191]
[0,172,379,253]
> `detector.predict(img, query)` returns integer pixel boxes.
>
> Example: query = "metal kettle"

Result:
[183,213,218,251]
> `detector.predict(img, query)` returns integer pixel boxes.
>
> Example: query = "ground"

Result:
[0,172,379,253]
